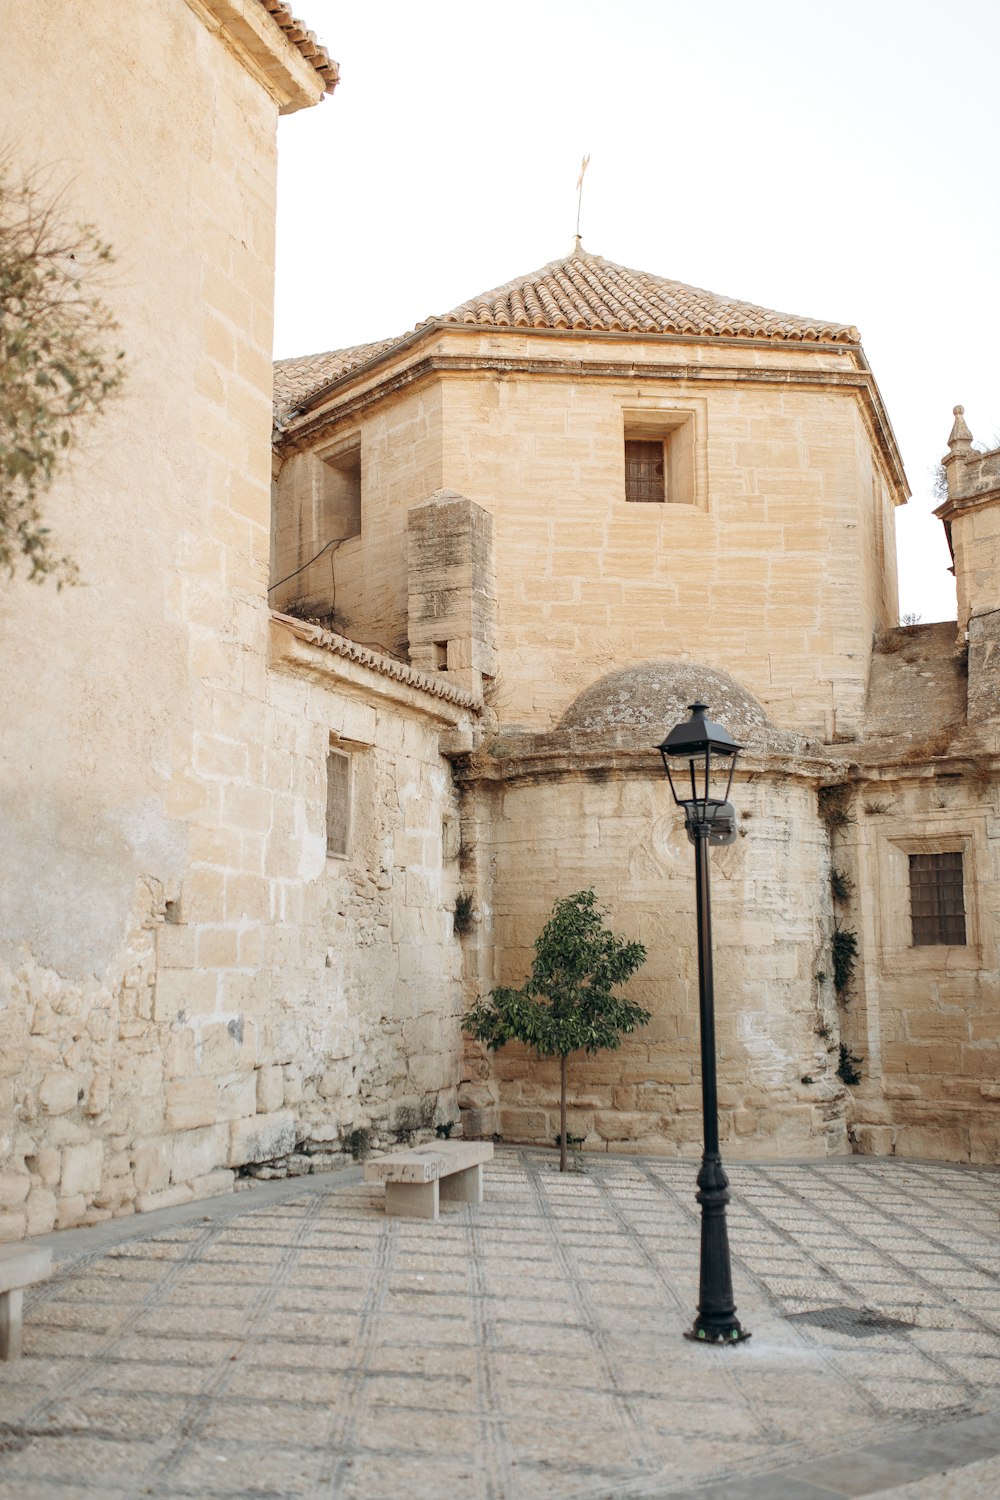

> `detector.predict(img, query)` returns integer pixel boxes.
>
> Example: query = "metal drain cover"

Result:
[787,1304,911,1338]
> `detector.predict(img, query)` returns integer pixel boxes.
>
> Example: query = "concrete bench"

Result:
[364,1139,494,1220]
[0,1243,53,1360]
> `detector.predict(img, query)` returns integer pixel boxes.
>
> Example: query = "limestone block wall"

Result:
[272,380,445,653]
[460,750,848,1159]
[2,0,289,1009]
[407,490,498,694]
[435,374,897,738]
[0,619,471,1241]
[935,432,1000,723]
[0,4,472,1245]
[830,768,1000,1164]
[277,325,903,742]
[0,0,295,1239]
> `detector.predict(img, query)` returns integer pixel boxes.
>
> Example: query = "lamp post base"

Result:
[684,1322,751,1345]
[686,1151,751,1347]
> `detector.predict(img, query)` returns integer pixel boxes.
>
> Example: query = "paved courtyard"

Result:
[2,1149,1000,1499]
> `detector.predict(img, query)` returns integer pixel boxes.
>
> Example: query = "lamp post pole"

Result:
[658,702,749,1346]
[687,812,747,1344]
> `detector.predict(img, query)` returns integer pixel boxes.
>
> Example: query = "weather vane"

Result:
[575,154,590,243]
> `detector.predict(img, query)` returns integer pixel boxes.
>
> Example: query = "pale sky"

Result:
[274,0,1000,625]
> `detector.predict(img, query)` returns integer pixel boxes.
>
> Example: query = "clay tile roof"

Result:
[439,250,860,344]
[274,248,860,425]
[258,0,339,92]
[273,338,399,423]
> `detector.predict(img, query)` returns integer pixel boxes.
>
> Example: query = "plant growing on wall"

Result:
[454,890,475,935]
[463,889,649,1172]
[837,1042,864,1086]
[1,156,125,584]
[832,926,859,997]
[818,786,854,830]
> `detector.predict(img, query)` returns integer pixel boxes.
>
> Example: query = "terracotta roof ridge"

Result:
[272,613,481,709]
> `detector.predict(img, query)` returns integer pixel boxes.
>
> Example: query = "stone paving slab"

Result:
[0,1150,999,1498]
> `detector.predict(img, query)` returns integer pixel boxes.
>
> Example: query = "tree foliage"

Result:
[464,890,649,1169]
[1,157,125,584]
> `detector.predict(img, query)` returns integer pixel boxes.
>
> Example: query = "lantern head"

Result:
[657,702,742,832]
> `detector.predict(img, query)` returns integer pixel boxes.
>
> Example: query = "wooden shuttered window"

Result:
[909,851,966,946]
[625,439,666,503]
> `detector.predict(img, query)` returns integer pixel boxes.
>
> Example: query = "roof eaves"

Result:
[274,317,872,444]
[258,1,339,93]
[281,323,440,428]
[187,1,337,112]
[271,612,481,712]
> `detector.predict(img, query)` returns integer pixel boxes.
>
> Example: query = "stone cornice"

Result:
[184,0,331,112]
[448,734,838,789]
[934,486,1000,527]
[447,729,999,789]
[278,344,909,502]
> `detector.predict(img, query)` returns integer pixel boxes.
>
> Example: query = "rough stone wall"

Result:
[1,618,471,1240]
[967,612,1000,724]
[0,6,473,1244]
[460,748,848,1159]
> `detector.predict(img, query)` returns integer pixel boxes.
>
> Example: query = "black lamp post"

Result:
[658,702,750,1345]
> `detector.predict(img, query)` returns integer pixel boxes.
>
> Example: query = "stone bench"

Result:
[1,1243,53,1360]
[364,1139,494,1220]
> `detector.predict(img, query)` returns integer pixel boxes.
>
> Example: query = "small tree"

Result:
[1,156,125,584]
[464,890,649,1171]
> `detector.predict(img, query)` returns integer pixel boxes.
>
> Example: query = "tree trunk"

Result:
[559,1054,568,1172]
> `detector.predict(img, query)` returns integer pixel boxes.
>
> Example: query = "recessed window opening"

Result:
[909,852,966,945]
[625,439,666,503]
[326,748,352,858]
[433,641,448,670]
[321,439,362,540]
[622,409,697,507]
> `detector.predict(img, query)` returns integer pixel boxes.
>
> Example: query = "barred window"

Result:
[909,852,966,946]
[326,749,352,858]
[625,439,666,503]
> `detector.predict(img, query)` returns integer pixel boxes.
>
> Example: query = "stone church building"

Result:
[1,1,997,1244]
[272,251,1000,1167]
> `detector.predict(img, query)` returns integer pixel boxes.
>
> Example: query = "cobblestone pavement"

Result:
[2,1150,1000,1499]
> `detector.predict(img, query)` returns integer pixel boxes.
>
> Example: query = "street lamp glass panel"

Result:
[657,702,742,823]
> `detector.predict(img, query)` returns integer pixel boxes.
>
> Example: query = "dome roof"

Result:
[558,660,774,741]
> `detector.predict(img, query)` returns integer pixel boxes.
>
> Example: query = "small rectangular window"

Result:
[625,438,666,503]
[326,749,352,858]
[909,852,966,945]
